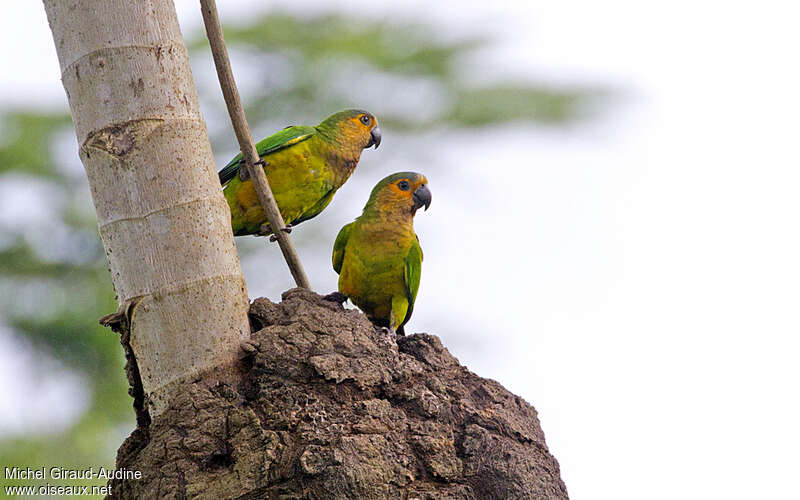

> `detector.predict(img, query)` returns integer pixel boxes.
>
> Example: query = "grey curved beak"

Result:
[366,126,382,149]
[412,184,432,211]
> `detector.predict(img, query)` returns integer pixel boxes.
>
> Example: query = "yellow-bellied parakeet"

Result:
[219,109,381,236]
[331,172,431,335]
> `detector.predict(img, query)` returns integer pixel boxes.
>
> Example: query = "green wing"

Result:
[399,236,423,332]
[290,186,335,227]
[332,222,354,274]
[218,125,316,185]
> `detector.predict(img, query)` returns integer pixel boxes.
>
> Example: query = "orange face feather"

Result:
[317,110,381,154]
[367,173,431,218]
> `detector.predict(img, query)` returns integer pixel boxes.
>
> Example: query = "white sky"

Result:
[2,1,800,499]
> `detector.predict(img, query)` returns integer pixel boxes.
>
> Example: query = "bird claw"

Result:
[323,291,348,304]
[239,339,261,358]
[380,326,397,335]
[240,159,268,182]
[267,224,292,242]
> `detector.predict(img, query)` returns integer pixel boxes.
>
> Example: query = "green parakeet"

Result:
[331,172,432,335]
[219,109,381,236]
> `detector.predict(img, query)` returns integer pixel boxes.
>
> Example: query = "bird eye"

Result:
[359,115,371,125]
[397,180,410,191]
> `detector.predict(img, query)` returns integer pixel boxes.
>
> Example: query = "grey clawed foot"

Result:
[268,224,293,242]
[323,291,348,304]
[239,159,267,181]
[239,339,261,359]
[380,326,397,335]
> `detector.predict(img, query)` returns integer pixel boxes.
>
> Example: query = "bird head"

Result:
[318,109,381,151]
[366,172,431,217]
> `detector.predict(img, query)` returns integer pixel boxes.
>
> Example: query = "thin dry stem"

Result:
[200,0,311,289]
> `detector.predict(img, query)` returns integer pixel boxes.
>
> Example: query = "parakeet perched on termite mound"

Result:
[331,172,431,335]
[219,109,381,236]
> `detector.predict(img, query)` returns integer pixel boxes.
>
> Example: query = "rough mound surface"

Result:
[110,288,568,499]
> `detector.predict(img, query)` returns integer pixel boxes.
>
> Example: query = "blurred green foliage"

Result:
[190,12,589,130]
[0,10,594,486]
[0,113,72,179]
[0,110,130,490]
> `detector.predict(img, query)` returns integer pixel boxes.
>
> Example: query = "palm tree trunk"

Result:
[43,0,250,417]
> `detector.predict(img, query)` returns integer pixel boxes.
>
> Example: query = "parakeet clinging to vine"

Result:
[219,109,381,236]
